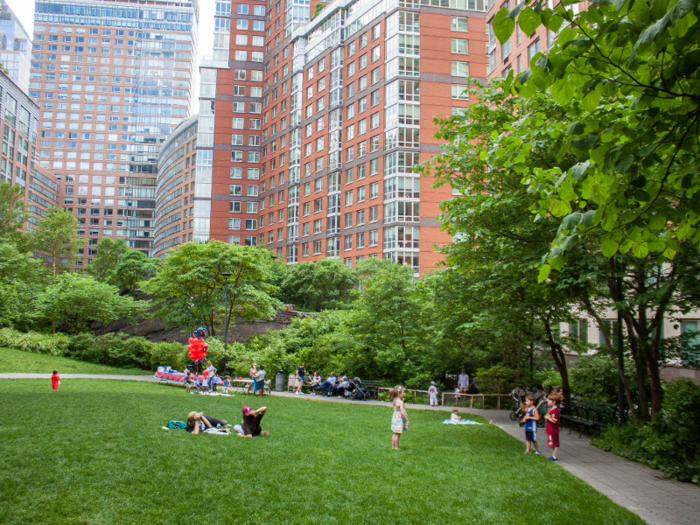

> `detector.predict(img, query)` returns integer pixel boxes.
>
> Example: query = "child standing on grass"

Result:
[428,381,438,406]
[223,376,231,394]
[51,370,60,391]
[522,394,541,455]
[389,385,409,450]
[545,394,560,462]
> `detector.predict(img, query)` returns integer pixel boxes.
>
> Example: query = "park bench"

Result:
[560,398,617,437]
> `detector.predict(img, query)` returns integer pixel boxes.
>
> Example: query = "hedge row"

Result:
[0,328,186,371]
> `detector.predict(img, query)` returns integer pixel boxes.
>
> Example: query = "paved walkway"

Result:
[3,375,699,524]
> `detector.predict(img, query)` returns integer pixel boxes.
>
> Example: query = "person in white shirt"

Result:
[451,408,462,423]
[254,365,267,397]
[458,370,470,393]
[428,381,438,406]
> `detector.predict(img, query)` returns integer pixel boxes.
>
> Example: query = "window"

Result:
[357,232,365,249]
[372,46,381,62]
[451,61,469,78]
[451,85,469,100]
[230,201,241,213]
[237,4,249,14]
[230,184,242,195]
[569,320,589,343]
[528,40,540,64]
[451,39,469,54]
[682,321,699,346]
[452,17,468,32]
[230,167,242,179]
[502,37,511,59]
[229,218,241,230]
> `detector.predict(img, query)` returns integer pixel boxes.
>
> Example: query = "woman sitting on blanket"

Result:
[186,412,230,435]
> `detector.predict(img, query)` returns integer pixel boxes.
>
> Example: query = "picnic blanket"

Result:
[443,419,483,425]
[154,369,222,385]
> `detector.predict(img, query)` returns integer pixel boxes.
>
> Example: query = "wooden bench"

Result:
[560,399,617,437]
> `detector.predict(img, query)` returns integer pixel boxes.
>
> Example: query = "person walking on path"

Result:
[51,370,60,391]
[295,363,305,394]
[389,385,409,450]
[458,369,469,393]
[545,394,560,462]
[428,381,438,406]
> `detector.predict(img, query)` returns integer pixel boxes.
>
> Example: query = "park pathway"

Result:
[2,374,699,524]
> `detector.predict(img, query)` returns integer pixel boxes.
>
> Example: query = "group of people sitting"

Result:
[293,364,352,397]
[182,361,268,397]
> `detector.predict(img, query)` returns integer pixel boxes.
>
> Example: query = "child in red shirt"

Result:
[51,370,60,391]
[545,394,560,462]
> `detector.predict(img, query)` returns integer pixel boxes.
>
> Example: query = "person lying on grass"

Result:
[233,406,269,438]
[186,412,230,435]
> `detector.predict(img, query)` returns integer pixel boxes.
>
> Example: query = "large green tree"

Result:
[28,207,84,276]
[0,243,51,330]
[143,241,280,337]
[279,258,358,312]
[37,273,150,334]
[113,250,159,295]
[85,238,129,283]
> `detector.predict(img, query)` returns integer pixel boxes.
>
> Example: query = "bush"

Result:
[569,353,638,404]
[592,378,700,484]
[0,328,73,356]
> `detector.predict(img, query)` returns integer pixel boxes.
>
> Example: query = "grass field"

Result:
[0,346,153,375]
[0,380,643,525]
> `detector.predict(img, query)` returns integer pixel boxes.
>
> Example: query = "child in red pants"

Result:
[51,370,60,390]
[545,394,560,462]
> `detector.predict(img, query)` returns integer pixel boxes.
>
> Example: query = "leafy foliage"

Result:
[0,243,51,330]
[28,207,84,276]
[0,182,29,245]
[37,273,150,334]
[278,258,358,311]
[113,249,159,294]
[85,238,129,283]
[143,241,280,337]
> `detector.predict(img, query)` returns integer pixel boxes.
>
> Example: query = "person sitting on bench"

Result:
[321,372,337,396]
[309,371,322,395]
[234,406,269,437]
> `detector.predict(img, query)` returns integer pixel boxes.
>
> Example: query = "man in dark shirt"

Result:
[234,406,269,437]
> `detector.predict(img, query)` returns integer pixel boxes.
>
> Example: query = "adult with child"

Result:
[309,371,322,394]
[522,394,541,455]
[295,363,306,395]
[185,412,230,435]
[389,385,409,450]
[253,365,267,397]
[335,373,349,398]
[234,406,269,437]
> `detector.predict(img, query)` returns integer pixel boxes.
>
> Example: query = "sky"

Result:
[5,0,215,105]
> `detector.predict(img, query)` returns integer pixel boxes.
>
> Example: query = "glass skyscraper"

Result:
[29,0,198,265]
[0,1,32,94]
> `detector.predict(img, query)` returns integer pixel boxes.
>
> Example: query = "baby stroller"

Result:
[344,377,369,400]
[509,388,526,421]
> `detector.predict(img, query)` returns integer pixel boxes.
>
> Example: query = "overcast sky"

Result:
[5,0,214,106]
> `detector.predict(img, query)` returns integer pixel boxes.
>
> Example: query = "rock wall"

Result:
[93,304,312,344]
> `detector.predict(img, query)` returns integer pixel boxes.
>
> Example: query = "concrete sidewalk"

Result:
[3,376,699,524]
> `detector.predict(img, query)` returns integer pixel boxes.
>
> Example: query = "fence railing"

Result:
[441,393,512,409]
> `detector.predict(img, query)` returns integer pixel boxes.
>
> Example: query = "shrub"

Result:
[569,353,638,403]
[592,378,700,484]
[0,328,72,356]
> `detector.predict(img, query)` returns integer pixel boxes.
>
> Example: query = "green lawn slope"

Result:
[0,380,644,525]
[0,346,153,375]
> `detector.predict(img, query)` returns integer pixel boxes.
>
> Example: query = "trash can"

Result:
[276,370,286,392]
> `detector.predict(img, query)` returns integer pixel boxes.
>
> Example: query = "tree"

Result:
[349,262,429,385]
[37,273,150,334]
[85,238,129,282]
[142,241,280,337]
[492,0,700,268]
[0,182,29,244]
[113,250,159,295]
[28,207,84,276]
[279,258,358,311]
[0,242,51,330]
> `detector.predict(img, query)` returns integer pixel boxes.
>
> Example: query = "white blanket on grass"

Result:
[443,419,483,425]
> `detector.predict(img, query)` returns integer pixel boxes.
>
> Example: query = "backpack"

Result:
[167,420,188,430]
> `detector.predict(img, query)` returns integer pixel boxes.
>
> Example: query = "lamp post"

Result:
[271,252,278,271]
[616,261,626,426]
[221,271,232,376]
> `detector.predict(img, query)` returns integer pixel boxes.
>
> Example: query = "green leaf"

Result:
[567,122,584,135]
[614,154,634,174]
[549,199,572,217]
[493,7,516,45]
[507,0,527,21]
[518,7,541,35]
[632,242,649,259]
[649,215,666,230]
[550,79,576,106]
[538,263,552,283]
[601,238,620,258]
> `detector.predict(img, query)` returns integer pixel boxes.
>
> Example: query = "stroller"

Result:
[513,391,547,428]
[509,388,527,421]
[344,377,370,400]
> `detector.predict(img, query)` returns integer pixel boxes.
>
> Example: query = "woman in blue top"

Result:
[295,363,305,394]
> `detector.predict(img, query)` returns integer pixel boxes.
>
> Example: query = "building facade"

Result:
[0,70,58,232]
[29,0,198,267]
[153,113,197,258]
[254,0,489,274]
[0,1,32,95]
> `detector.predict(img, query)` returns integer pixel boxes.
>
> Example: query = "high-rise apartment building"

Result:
[0,70,58,233]
[258,0,489,274]
[0,1,33,94]
[29,0,198,267]
[153,0,491,275]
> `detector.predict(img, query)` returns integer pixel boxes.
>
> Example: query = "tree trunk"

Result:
[542,317,571,402]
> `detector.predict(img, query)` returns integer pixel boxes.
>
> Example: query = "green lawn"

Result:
[0,346,153,375]
[0,380,642,525]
